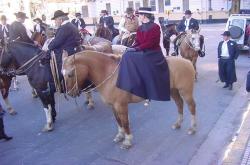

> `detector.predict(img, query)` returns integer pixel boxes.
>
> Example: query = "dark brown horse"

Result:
[163,24,179,56]
[31,32,46,46]
[95,24,113,41]
[120,32,136,47]
[62,50,197,149]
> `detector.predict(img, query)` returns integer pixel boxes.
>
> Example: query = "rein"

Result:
[65,54,121,96]
[15,51,45,75]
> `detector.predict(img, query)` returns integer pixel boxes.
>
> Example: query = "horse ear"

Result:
[62,50,68,61]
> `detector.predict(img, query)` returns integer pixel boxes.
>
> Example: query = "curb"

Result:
[189,84,249,165]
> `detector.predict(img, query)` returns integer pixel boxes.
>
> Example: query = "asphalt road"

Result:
[0,23,249,165]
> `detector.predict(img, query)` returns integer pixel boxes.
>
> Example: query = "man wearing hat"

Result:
[9,12,37,44]
[48,10,81,80]
[0,15,10,45]
[174,10,204,57]
[33,18,46,34]
[177,10,199,32]
[117,7,171,102]
[71,13,86,30]
[99,10,118,39]
[218,31,239,90]
[113,7,139,44]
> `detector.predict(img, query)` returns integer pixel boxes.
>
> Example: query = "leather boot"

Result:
[0,118,12,141]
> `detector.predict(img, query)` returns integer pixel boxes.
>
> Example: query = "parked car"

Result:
[225,14,250,50]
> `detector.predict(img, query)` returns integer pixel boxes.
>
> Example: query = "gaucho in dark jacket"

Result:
[48,10,81,73]
[9,12,34,44]
[218,31,239,90]
[71,12,86,30]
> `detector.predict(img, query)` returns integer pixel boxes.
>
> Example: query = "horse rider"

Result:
[99,10,119,39]
[33,18,46,35]
[71,12,86,30]
[174,10,205,57]
[113,7,139,44]
[117,7,170,101]
[9,12,39,45]
[0,15,10,45]
[218,31,239,90]
[48,10,81,82]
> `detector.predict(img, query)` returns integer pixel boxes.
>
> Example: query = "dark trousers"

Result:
[218,58,237,84]
[0,117,6,137]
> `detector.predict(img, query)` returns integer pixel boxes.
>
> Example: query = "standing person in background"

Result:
[218,31,239,90]
[71,13,86,30]
[0,15,10,45]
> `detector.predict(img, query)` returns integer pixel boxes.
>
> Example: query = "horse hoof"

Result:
[172,124,181,130]
[120,143,132,149]
[187,128,196,135]
[9,110,17,116]
[87,104,94,110]
[113,135,125,143]
[42,124,53,132]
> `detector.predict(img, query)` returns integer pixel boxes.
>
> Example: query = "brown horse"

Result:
[95,24,112,41]
[163,24,179,56]
[81,32,113,53]
[120,32,136,47]
[62,50,197,149]
[31,32,46,46]
[178,30,201,79]
[0,75,17,115]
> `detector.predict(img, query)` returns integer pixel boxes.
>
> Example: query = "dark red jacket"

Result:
[132,22,161,51]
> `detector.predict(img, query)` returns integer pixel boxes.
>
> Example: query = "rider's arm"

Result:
[48,27,67,50]
[176,20,185,33]
[81,19,86,29]
[118,18,128,33]
[19,23,34,44]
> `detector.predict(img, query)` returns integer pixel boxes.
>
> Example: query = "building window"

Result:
[150,0,156,11]
[165,0,170,6]
[128,1,134,8]
[135,2,140,10]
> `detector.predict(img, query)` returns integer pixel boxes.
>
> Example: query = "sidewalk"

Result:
[222,98,250,165]
[189,82,250,165]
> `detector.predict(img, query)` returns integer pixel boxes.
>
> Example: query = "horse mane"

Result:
[9,41,42,54]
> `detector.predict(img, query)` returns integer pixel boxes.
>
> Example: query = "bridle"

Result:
[183,32,200,52]
[64,54,121,96]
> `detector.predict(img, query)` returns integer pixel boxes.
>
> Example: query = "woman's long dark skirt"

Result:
[116,50,170,101]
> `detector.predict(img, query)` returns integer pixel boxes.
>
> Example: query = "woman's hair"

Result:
[143,13,155,22]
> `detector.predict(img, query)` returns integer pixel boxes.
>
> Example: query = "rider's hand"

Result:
[126,48,136,52]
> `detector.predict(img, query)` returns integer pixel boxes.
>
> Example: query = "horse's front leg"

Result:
[85,92,94,110]
[114,104,132,149]
[43,104,54,132]
[3,96,17,115]
[192,57,198,81]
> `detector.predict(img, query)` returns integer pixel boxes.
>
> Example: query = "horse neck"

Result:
[10,43,40,66]
[77,52,116,86]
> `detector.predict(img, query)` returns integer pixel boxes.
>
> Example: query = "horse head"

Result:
[62,51,89,97]
[186,29,201,51]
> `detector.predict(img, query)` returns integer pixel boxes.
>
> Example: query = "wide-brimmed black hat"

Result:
[138,7,153,14]
[101,10,108,14]
[126,7,134,14]
[14,12,28,19]
[184,10,192,15]
[75,12,81,17]
[33,18,42,23]
[221,31,231,36]
[51,10,68,20]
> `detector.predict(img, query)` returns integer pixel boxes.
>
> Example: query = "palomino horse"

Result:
[95,24,112,41]
[0,41,94,132]
[177,29,201,79]
[62,50,197,149]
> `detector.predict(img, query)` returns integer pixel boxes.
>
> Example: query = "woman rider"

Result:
[116,7,170,101]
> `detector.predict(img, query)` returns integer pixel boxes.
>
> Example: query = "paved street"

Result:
[0,23,249,165]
